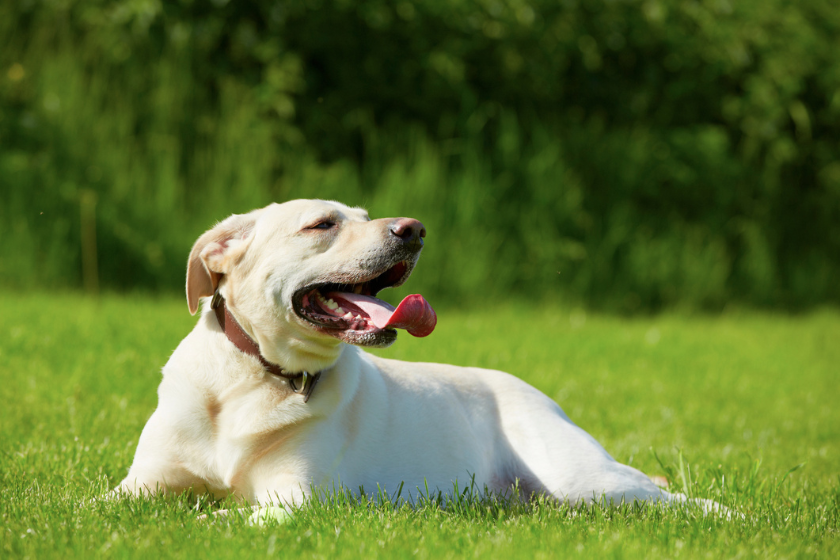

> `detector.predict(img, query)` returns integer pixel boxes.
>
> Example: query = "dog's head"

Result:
[185,199,436,372]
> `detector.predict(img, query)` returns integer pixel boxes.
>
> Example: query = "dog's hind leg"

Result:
[498,394,725,513]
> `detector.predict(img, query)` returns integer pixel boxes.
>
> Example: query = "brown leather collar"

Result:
[211,291,320,402]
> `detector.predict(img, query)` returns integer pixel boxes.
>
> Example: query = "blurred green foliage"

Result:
[1,0,838,311]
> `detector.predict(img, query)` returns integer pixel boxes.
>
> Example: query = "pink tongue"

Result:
[325,292,437,337]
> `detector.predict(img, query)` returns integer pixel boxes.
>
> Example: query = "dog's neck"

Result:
[211,290,320,402]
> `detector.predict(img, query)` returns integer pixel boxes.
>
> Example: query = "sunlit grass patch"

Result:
[1,293,838,558]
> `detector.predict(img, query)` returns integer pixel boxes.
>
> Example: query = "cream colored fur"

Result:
[116,199,720,513]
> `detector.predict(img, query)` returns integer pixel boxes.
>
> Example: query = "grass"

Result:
[1,292,838,558]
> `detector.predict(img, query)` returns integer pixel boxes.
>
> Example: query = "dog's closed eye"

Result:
[305,220,337,231]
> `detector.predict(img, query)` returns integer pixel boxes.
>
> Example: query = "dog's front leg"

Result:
[198,484,309,523]
[111,408,208,498]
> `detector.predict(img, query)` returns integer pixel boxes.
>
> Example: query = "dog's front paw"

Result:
[197,505,261,522]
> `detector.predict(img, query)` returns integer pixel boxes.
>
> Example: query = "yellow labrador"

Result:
[116,199,718,513]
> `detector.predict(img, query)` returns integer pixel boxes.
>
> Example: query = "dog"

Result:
[116,199,718,514]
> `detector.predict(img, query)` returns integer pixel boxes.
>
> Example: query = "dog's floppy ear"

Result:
[186,212,258,315]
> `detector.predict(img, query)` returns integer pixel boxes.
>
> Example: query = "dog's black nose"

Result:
[390,218,426,249]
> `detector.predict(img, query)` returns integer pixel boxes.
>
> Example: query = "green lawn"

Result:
[2,293,838,558]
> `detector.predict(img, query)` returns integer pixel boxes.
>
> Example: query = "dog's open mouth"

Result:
[293,261,436,345]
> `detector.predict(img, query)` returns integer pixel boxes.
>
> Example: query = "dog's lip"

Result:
[291,258,436,339]
[291,260,412,331]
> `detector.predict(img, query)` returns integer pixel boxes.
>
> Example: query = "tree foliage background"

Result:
[2,0,838,311]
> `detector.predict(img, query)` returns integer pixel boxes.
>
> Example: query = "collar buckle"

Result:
[211,290,223,310]
[289,371,320,403]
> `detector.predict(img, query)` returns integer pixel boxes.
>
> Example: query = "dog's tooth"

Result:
[343,311,353,319]
[335,306,345,314]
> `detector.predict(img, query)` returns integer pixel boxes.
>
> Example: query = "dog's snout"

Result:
[389,218,426,248]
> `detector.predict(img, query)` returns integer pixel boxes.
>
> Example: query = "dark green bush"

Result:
[1,0,838,311]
